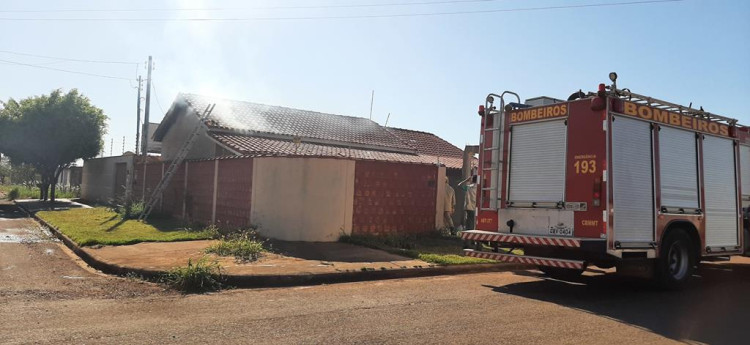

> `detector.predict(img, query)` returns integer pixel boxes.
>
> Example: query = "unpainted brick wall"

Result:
[214,158,253,228]
[352,161,438,235]
[185,160,214,225]
[133,162,164,204]
[161,162,185,218]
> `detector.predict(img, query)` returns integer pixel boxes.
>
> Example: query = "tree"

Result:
[0,89,107,202]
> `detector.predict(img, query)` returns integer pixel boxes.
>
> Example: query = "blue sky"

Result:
[1,0,748,155]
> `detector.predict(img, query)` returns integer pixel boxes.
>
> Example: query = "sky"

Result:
[1,0,749,156]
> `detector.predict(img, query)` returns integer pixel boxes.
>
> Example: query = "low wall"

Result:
[131,156,443,241]
[250,157,355,242]
[352,161,441,236]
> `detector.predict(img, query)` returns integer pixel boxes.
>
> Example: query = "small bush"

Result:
[163,257,222,293]
[205,228,265,262]
[113,200,146,220]
[7,187,20,200]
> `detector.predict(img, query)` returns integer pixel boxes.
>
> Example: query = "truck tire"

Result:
[656,230,695,289]
[538,266,584,279]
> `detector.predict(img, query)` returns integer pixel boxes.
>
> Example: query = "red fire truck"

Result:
[461,73,750,288]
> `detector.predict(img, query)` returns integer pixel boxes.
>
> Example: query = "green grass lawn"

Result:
[1,184,79,200]
[37,207,215,246]
[340,233,501,265]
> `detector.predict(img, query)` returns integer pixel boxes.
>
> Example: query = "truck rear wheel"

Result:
[656,230,695,289]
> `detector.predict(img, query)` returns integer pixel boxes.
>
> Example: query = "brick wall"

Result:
[215,158,253,228]
[161,163,185,218]
[184,160,215,225]
[352,161,438,235]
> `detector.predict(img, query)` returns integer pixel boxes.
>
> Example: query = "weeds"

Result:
[340,233,497,265]
[112,200,145,220]
[205,228,266,263]
[163,256,223,293]
[6,187,19,200]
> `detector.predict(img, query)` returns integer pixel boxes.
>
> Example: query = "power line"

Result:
[0,0,684,22]
[0,49,138,65]
[0,58,133,81]
[0,0,501,13]
[151,81,166,115]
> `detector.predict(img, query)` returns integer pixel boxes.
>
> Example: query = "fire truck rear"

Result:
[461,73,750,288]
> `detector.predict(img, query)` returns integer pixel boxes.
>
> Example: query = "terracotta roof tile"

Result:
[212,133,463,169]
[387,127,464,158]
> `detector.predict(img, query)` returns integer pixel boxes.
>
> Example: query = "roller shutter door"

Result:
[612,116,654,243]
[703,135,738,247]
[508,120,567,203]
[658,126,699,209]
[740,145,750,198]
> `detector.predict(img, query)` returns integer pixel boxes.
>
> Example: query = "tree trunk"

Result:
[50,181,56,202]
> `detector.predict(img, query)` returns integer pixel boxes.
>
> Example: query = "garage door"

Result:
[703,135,739,248]
[612,116,654,243]
[508,120,567,203]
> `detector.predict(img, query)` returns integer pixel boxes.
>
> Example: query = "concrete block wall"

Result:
[81,155,134,203]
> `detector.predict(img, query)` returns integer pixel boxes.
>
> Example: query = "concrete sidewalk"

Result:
[17,200,529,287]
[85,240,431,276]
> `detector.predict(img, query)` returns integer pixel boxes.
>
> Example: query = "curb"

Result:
[16,202,532,288]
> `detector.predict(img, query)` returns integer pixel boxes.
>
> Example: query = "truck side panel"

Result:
[565,100,607,239]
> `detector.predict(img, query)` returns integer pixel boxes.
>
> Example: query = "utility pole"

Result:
[141,56,153,156]
[135,76,142,155]
[122,136,125,154]
[110,138,113,156]
[369,90,374,120]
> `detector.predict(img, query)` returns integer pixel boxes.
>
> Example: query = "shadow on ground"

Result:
[0,204,27,219]
[269,240,414,263]
[15,199,88,213]
[487,262,750,345]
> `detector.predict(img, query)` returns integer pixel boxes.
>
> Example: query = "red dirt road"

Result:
[2,204,749,344]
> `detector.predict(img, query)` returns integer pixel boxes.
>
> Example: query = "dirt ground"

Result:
[3,203,750,345]
[86,240,429,275]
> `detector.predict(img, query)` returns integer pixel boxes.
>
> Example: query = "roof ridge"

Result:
[180,93,378,124]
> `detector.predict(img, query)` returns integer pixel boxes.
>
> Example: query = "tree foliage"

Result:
[0,89,107,201]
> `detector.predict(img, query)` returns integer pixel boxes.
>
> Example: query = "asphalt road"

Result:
[1,205,749,345]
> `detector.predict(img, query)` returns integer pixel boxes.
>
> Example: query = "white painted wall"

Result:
[160,108,219,161]
[250,157,355,242]
[81,155,134,203]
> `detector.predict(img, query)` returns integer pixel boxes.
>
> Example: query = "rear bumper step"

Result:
[463,249,585,270]
[461,230,586,248]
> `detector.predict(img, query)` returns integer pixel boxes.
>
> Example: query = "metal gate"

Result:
[507,120,567,204]
[612,116,654,244]
[703,135,738,248]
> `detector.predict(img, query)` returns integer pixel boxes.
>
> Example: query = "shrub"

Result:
[113,200,146,220]
[163,257,223,293]
[7,187,20,200]
[205,228,265,262]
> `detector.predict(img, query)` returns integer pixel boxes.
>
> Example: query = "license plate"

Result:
[549,226,574,237]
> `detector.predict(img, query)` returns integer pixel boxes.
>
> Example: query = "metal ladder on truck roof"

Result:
[138,103,216,221]
[479,91,522,211]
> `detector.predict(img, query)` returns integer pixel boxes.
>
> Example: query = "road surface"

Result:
[1,204,748,344]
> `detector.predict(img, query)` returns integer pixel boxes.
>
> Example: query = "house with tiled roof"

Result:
[152,93,465,170]
[127,94,472,242]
